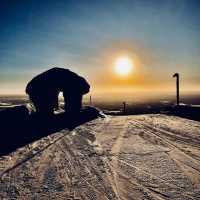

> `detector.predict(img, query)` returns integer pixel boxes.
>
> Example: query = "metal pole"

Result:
[176,75,179,105]
[89,95,92,105]
[123,102,126,114]
[173,73,180,106]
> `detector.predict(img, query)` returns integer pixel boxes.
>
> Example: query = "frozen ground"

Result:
[0,114,200,199]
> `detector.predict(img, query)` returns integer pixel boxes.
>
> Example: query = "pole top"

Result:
[173,73,179,77]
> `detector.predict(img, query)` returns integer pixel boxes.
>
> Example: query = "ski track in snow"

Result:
[0,114,200,199]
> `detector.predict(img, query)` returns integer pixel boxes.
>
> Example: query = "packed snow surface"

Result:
[1,114,200,199]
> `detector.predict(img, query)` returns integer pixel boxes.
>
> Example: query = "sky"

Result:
[0,0,200,96]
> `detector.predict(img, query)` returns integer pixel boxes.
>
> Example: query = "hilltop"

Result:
[0,114,200,199]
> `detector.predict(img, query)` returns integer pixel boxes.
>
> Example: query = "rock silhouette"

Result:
[26,67,90,115]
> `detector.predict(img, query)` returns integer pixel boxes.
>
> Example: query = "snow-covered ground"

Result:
[0,114,200,199]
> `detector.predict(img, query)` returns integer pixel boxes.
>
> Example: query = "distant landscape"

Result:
[1,93,200,113]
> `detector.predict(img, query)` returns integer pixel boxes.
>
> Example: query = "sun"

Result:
[114,56,133,76]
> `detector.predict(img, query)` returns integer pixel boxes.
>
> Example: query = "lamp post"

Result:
[173,73,180,106]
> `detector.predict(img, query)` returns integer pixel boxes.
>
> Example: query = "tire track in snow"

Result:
[130,119,200,174]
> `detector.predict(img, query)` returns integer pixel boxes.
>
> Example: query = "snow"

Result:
[0,114,200,199]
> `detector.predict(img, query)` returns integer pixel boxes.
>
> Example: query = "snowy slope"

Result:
[0,114,200,199]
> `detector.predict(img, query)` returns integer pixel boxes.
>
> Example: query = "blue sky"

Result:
[0,0,200,94]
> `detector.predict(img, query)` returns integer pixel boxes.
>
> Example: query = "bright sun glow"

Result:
[114,57,133,76]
